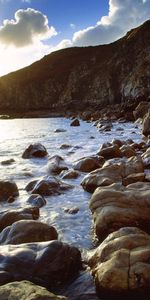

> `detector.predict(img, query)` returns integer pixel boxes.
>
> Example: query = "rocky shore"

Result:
[0,101,149,299]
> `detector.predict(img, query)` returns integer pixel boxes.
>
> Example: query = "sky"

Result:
[0,0,149,76]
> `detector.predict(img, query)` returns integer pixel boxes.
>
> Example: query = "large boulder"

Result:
[26,176,72,196]
[0,240,81,288]
[0,207,39,232]
[0,281,68,300]
[0,180,19,201]
[47,155,68,175]
[142,112,150,136]
[89,227,150,299]
[90,182,150,241]
[73,156,105,173]
[81,156,144,193]
[22,143,48,159]
[0,220,58,245]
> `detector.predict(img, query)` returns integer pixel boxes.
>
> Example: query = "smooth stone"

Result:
[0,180,19,201]
[64,207,79,214]
[1,159,15,165]
[120,145,136,158]
[90,182,150,241]
[89,227,150,299]
[47,155,68,175]
[54,129,67,133]
[0,207,39,232]
[27,194,46,208]
[0,280,68,300]
[73,156,105,173]
[22,143,48,159]
[61,169,79,179]
[0,220,58,245]
[122,172,145,186]
[60,144,71,149]
[97,144,122,159]
[0,240,81,289]
[70,118,80,126]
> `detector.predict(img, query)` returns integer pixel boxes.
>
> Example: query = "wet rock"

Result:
[142,112,150,137]
[0,207,39,232]
[61,169,79,179]
[27,194,46,208]
[97,144,122,159]
[0,280,68,300]
[0,180,19,201]
[122,172,145,186]
[1,158,15,165]
[124,156,144,177]
[73,156,105,173]
[81,164,124,193]
[54,129,67,133]
[26,176,72,196]
[0,240,81,288]
[90,182,150,241]
[112,139,124,147]
[89,227,150,299]
[120,145,136,158]
[70,118,80,126]
[47,155,68,175]
[0,220,58,245]
[22,143,48,159]
[64,207,79,214]
[60,144,71,149]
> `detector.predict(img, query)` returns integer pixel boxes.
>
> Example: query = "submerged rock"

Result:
[27,194,46,208]
[90,182,150,241]
[47,155,68,175]
[0,207,39,232]
[0,180,19,201]
[22,143,48,159]
[89,227,150,299]
[0,220,58,245]
[0,240,81,288]
[1,159,15,166]
[70,119,80,126]
[0,280,68,300]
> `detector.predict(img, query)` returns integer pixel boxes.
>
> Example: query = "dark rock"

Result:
[1,159,15,165]
[0,207,39,232]
[0,220,58,245]
[0,240,81,289]
[64,207,79,214]
[70,119,80,126]
[0,180,19,201]
[47,155,68,175]
[22,143,48,159]
[27,194,46,208]
[54,129,67,133]
[0,280,68,300]
[60,144,71,149]
[61,169,79,179]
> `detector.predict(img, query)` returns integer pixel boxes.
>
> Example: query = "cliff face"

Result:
[0,20,149,114]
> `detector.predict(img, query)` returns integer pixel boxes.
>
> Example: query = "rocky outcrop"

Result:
[89,227,150,299]
[0,240,81,288]
[0,281,68,300]
[89,182,150,241]
[0,20,149,115]
[0,220,58,245]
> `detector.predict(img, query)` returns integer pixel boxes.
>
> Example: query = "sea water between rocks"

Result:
[0,117,142,299]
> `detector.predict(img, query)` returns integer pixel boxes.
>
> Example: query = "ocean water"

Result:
[0,117,142,250]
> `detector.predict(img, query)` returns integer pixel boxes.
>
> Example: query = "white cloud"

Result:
[0,8,57,47]
[72,0,150,46]
[70,23,76,29]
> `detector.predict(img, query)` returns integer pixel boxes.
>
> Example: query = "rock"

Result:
[47,155,68,175]
[26,176,72,196]
[1,159,15,165]
[0,220,58,245]
[61,169,79,179]
[0,207,39,232]
[124,156,144,177]
[0,180,19,201]
[0,240,81,288]
[0,280,68,300]
[73,156,105,173]
[70,118,80,126]
[22,143,48,159]
[122,172,145,186]
[89,227,150,298]
[27,194,46,208]
[99,124,112,132]
[60,144,71,149]
[97,144,122,159]
[142,112,150,137]
[64,207,79,214]
[81,164,124,193]
[120,145,136,158]
[54,129,67,133]
[112,139,124,147]
[133,101,150,120]
[89,182,150,241]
